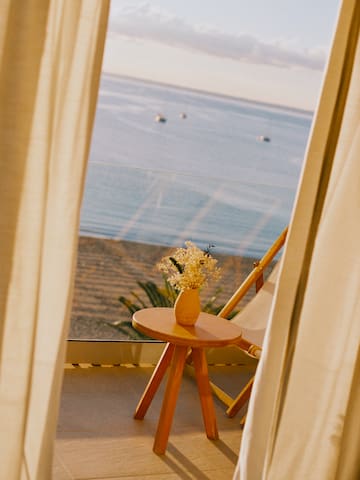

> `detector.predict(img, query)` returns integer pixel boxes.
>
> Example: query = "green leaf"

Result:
[138,281,173,307]
[129,291,147,309]
[118,277,235,321]
[118,296,141,315]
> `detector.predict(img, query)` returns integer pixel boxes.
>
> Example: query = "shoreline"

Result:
[70,236,267,340]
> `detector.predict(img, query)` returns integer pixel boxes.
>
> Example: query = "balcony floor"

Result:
[54,361,254,479]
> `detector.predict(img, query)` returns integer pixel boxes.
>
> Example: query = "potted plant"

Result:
[157,241,221,325]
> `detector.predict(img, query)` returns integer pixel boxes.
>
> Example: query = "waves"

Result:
[81,74,312,257]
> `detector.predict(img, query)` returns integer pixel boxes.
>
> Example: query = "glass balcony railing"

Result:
[69,75,311,341]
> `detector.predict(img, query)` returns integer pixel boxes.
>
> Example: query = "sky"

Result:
[103,0,341,111]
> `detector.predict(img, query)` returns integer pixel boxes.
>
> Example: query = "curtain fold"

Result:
[235,0,360,478]
[0,1,110,478]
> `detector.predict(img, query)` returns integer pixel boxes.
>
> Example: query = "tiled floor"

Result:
[54,362,254,479]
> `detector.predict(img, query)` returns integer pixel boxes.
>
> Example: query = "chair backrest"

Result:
[230,261,280,347]
[217,227,287,320]
[215,227,287,354]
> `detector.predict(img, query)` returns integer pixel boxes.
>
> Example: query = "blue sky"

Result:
[103,0,341,110]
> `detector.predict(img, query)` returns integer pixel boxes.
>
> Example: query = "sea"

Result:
[80,73,313,259]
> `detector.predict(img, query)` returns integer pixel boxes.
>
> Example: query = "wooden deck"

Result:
[54,358,254,479]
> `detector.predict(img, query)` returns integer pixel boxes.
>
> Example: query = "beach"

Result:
[71,75,305,341]
[69,236,266,340]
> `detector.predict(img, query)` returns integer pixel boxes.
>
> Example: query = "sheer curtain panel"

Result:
[0,1,110,478]
[235,0,360,478]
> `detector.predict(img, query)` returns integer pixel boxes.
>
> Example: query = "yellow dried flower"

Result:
[157,241,222,291]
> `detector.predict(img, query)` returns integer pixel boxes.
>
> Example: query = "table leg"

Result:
[192,348,218,440]
[153,345,188,454]
[134,343,175,420]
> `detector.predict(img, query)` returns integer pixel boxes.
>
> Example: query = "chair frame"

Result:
[210,226,288,419]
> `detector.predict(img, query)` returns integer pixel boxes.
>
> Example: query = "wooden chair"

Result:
[210,227,288,421]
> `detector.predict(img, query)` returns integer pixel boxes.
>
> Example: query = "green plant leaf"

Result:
[118,277,233,321]
[138,281,173,307]
[118,296,141,315]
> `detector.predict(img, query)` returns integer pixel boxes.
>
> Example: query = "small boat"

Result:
[155,114,166,123]
[257,135,271,142]
[179,112,187,119]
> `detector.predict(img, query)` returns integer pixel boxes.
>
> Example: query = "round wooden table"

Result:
[132,307,243,454]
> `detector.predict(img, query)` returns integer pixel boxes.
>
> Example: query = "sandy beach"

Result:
[69,236,267,340]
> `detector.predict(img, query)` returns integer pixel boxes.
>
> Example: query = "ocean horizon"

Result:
[107,73,314,118]
[80,73,313,258]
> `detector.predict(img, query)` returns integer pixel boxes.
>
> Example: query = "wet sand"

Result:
[69,236,265,340]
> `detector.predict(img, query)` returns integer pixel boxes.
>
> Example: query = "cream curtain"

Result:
[0,1,110,478]
[235,0,360,478]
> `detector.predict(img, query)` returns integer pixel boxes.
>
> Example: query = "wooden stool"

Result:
[132,307,243,454]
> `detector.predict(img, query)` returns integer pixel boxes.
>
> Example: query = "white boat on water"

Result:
[257,135,271,142]
[155,114,166,123]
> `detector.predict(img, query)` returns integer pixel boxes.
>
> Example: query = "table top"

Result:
[132,307,243,347]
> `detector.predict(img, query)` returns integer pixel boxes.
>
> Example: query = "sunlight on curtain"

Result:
[0,1,110,478]
[235,0,360,478]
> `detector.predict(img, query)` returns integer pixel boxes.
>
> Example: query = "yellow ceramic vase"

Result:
[174,289,201,326]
